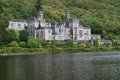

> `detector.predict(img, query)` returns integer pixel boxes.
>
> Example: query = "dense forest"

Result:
[1,0,120,45]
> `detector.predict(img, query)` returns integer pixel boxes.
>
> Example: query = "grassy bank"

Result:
[0,46,120,55]
[1,39,120,55]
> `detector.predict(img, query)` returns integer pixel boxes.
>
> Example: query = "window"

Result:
[74,24,78,27]
[79,30,83,38]
[18,24,21,28]
[59,29,61,33]
[25,26,28,29]
[87,31,89,35]
[84,30,89,35]
[11,23,13,26]
[74,27,77,30]
[36,34,39,38]
[41,30,44,37]
[48,30,51,34]
[61,29,63,32]
[64,30,66,33]
[24,24,26,27]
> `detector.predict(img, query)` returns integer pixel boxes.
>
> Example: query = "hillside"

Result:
[27,0,120,40]
[1,0,120,42]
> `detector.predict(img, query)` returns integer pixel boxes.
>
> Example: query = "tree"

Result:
[0,26,10,45]
[35,0,42,11]
[19,30,28,42]
[27,36,39,48]
[7,29,19,42]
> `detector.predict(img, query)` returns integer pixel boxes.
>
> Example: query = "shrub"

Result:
[19,41,26,48]
[50,40,57,49]
[0,49,6,53]
[78,42,87,48]
[113,41,120,47]
[40,38,48,48]
[39,43,43,48]
[27,36,39,48]
[103,42,111,47]
[12,47,22,53]
[6,47,12,53]
[93,39,99,47]
[100,46,113,51]
[7,41,19,47]
[86,42,91,48]
[67,39,76,48]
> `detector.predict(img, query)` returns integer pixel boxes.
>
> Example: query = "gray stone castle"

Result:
[8,10,95,41]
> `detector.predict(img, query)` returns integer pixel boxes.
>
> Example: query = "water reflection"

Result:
[0,52,120,80]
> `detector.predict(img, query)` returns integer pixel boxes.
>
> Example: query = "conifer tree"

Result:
[35,0,42,11]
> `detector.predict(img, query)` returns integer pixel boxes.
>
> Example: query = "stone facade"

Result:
[8,10,92,41]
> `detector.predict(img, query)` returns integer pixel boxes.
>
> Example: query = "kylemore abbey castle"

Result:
[8,10,100,41]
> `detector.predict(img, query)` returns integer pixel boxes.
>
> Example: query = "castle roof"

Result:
[37,21,41,29]
[10,19,26,22]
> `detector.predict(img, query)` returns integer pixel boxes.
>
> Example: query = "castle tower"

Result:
[51,18,56,34]
[37,11,44,21]
[66,10,70,22]
[65,10,71,28]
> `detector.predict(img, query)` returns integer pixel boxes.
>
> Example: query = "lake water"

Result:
[0,52,120,80]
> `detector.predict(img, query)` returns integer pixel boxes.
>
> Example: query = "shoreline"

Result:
[0,52,46,56]
[0,50,120,56]
[1,46,120,56]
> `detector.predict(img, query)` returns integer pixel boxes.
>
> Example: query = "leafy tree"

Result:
[19,30,28,42]
[0,26,10,45]
[27,36,39,48]
[35,0,42,11]
[7,29,19,42]
[7,41,19,47]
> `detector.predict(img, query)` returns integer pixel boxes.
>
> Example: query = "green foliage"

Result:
[0,26,10,45]
[27,36,39,48]
[103,42,111,47]
[7,41,19,47]
[2,0,120,47]
[0,0,37,45]
[7,29,19,41]
[67,39,76,48]
[50,40,57,49]
[0,0,37,27]
[19,30,28,42]
[39,0,120,39]
[93,38,99,47]
[19,41,26,48]
[86,42,91,48]
[39,43,43,48]
[78,42,87,48]
[40,38,48,48]
[113,41,120,47]
[35,0,42,11]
